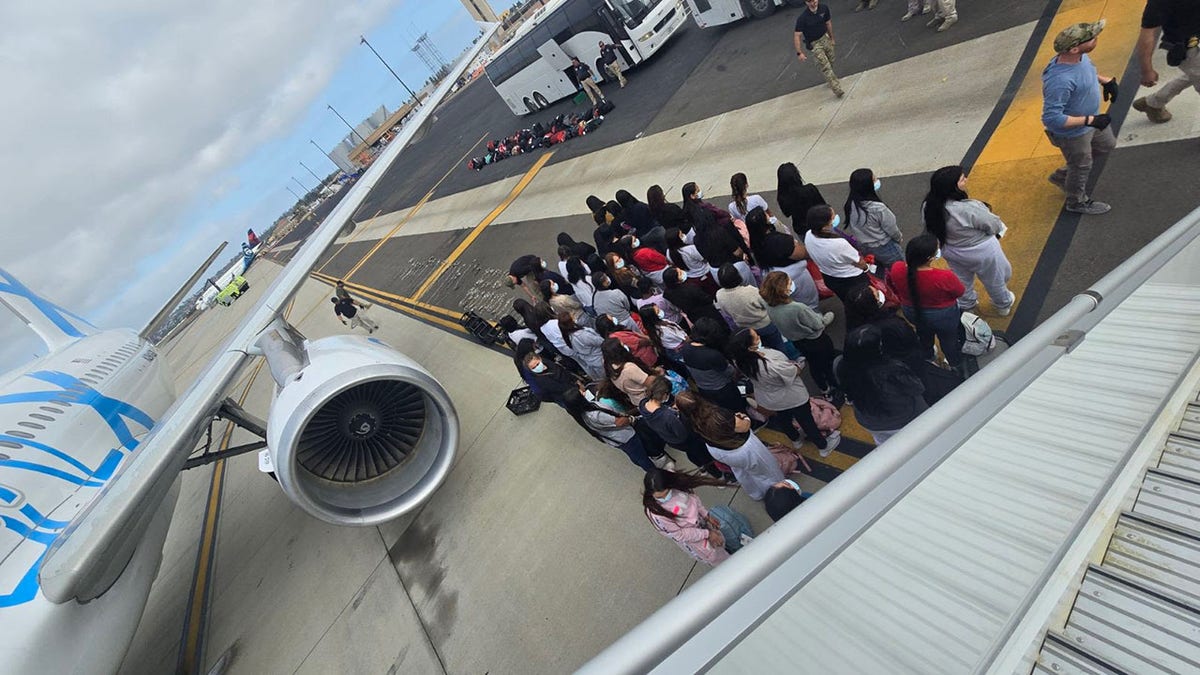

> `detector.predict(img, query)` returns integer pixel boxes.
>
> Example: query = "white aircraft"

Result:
[0,25,496,672]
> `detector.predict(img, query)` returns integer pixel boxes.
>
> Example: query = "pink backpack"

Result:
[809,397,842,433]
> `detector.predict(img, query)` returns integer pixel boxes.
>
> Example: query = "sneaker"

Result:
[1132,97,1172,124]
[1065,199,1111,215]
[834,86,845,98]
[854,1,866,11]
[818,431,841,458]
[821,311,835,326]
[1047,173,1066,190]
[937,16,957,31]
[926,15,943,27]
[868,0,877,8]
[900,10,916,21]
[921,5,932,13]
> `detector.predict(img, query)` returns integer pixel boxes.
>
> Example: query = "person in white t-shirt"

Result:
[728,172,793,240]
[803,204,870,309]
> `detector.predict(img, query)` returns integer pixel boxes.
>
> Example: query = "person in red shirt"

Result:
[887,233,966,367]
[595,314,659,369]
[622,234,670,282]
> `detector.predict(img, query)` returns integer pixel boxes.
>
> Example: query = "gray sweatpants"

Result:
[1146,47,1200,110]
[943,237,1013,311]
[1047,126,1118,204]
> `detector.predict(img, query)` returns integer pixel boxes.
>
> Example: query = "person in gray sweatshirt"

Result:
[922,166,1015,316]
[844,168,903,272]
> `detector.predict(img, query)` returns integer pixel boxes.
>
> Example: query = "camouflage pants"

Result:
[810,35,843,95]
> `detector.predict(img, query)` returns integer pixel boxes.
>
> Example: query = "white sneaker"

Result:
[739,534,754,547]
[821,312,835,326]
[900,10,915,21]
[818,431,842,458]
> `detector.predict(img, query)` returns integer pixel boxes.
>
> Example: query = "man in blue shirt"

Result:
[1041,20,1120,216]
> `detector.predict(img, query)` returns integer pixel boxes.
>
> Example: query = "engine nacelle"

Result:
[265,335,458,526]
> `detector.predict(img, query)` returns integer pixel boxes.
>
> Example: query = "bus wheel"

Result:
[785,0,806,6]
[523,96,536,113]
[743,0,775,17]
[533,92,550,109]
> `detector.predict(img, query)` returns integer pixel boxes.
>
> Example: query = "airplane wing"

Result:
[0,269,98,352]
[38,23,499,604]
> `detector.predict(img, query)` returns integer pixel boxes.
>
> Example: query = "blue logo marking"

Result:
[0,371,154,607]
[0,269,95,338]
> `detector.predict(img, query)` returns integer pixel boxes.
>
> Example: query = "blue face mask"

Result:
[873,179,882,191]
[530,362,547,374]
[655,490,673,503]
[632,238,640,248]
[615,259,625,269]
[831,214,841,229]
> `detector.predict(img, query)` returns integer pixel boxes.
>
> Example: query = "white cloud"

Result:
[0,0,403,372]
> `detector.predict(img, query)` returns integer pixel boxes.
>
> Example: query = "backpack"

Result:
[809,397,842,433]
[960,312,996,356]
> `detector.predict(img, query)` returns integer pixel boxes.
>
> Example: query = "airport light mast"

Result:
[326,104,368,146]
[360,35,418,102]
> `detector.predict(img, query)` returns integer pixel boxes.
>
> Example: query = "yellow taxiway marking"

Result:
[316,209,382,275]
[311,271,462,320]
[179,298,295,674]
[340,131,491,281]
[968,0,1144,331]
[411,150,555,301]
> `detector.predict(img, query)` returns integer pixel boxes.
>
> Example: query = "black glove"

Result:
[1102,78,1118,102]
[1087,114,1112,131]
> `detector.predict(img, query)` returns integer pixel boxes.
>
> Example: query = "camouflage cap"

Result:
[1054,19,1106,53]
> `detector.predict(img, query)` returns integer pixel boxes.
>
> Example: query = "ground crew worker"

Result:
[571,56,603,106]
[599,41,627,88]
[332,296,378,333]
[1133,0,1200,123]
[1041,20,1119,216]
[794,0,843,98]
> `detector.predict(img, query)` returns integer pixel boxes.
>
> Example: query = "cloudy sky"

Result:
[0,0,483,371]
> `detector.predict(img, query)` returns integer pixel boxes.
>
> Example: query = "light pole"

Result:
[299,160,322,184]
[291,176,310,193]
[360,35,417,101]
[286,186,303,201]
[327,104,368,146]
[310,139,338,167]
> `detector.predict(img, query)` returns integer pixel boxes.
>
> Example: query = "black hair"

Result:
[615,189,637,208]
[602,336,652,379]
[904,233,941,320]
[730,172,749,215]
[538,278,557,302]
[726,328,764,380]
[594,313,619,338]
[776,162,806,219]
[566,256,592,288]
[689,317,728,350]
[844,168,883,225]
[643,469,727,520]
[665,227,688,269]
[764,485,806,522]
[836,324,890,413]
[329,297,338,304]
[745,207,772,261]
[717,263,743,290]
[681,182,714,232]
[591,269,612,290]
[805,204,836,237]
[638,304,667,354]
[647,184,668,212]
[561,386,620,446]
[923,165,968,246]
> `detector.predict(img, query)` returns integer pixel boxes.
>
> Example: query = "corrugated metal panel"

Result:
[1134,470,1200,533]
[1061,566,1200,673]
[1161,435,1200,482]
[1035,634,1122,675]
[712,285,1200,674]
[1103,514,1200,608]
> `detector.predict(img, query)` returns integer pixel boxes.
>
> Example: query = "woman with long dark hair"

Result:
[560,313,605,380]
[834,325,928,445]
[643,468,734,566]
[540,278,587,328]
[638,304,689,376]
[595,313,658,368]
[561,385,661,472]
[602,337,661,407]
[591,271,638,330]
[843,168,903,271]
[680,317,749,414]
[746,207,819,309]
[662,267,723,329]
[776,162,826,236]
[617,189,665,251]
[675,391,795,501]
[564,257,597,315]
[804,204,870,326]
[665,228,719,296]
[726,328,838,458]
[639,378,723,478]
[728,172,781,234]
[714,263,797,358]
[922,165,1014,315]
[887,234,965,368]
[622,233,671,284]
[684,182,750,283]
[647,184,687,233]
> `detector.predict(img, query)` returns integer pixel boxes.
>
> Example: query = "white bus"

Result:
[485,0,689,115]
[686,0,800,29]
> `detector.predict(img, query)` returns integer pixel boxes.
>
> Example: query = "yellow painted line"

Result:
[311,271,462,320]
[342,131,491,280]
[180,298,295,673]
[411,150,555,301]
[317,209,382,275]
[968,0,1144,331]
[756,427,863,472]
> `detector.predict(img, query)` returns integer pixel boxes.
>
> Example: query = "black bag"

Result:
[597,98,615,115]
[460,311,504,345]
[918,360,963,405]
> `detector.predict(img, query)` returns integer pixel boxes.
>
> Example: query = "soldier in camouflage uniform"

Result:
[793,0,843,97]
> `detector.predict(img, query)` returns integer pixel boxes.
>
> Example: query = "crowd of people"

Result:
[500,161,1013,566]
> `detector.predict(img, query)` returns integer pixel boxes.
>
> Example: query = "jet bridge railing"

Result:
[578,205,1200,675]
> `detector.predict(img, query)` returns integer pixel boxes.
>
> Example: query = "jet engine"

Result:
[263,334,458,526]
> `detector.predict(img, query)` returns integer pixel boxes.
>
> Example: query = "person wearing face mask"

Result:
[764,479,810,522]
[643,469,734,565]
[729,172,790,239]
[639,378,724,478]
[746,207,820,310]
[804,204,871,310]
[562,386,662,472]
[604,251,642,295]
[602,337,663,407]
[922,165,1015,316]
[595,314,658,368]
[638,304,690,376]
[776,162,827,237]
[622,234,670,285]
[676,391,803,501]
[616,190,666,252]
[715,264,799,359]
[843,168,902,272]
[665,227,718,294]
[727,329,839,459]
[663,267,724,330]
[540,278,588,329]
[887,234,966,369]
[834,324,928,445]
[633,277,683,326]
[760,272,840,398]
[560,314,606,381]
[845,286,924,370]
[522,350,581,407]
[683,182,752,283]
[591,271,638,330]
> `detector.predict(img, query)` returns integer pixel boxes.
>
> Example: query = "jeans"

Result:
[903,304,963,366]
[766,400,828,450]
[864,239,903,272]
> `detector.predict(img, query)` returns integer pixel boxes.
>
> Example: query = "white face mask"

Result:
[695,189,704,200]
[583,389,596,402]
[530,361,547,373]
[768,215,779,226]
[656,309,665,320]
[540,259,548,269]
[873,179,882,191]
[615,259,625,269]
[623,343,632,353]
[787,281,796,296]
[751,342,763,352]
[933,248,942,261]
[873,288,886,306]
[632,238,640,248]
[830,214,841,229]
[549,282,558,293]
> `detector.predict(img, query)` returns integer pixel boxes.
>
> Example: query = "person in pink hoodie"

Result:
[643,469,730,566]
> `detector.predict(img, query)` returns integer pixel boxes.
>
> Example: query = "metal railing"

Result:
[578,205,1200,674]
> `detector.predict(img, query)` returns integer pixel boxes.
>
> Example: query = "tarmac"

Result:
[124,1,1200,672]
